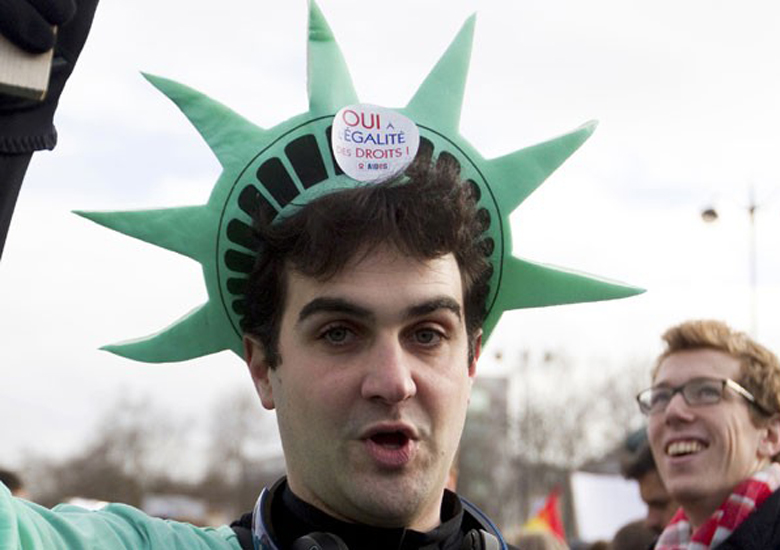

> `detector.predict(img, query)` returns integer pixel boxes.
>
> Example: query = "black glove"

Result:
[0,0,76,53]
[0,0,99,153]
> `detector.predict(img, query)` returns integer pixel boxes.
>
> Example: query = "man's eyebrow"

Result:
[406,297,462,320]
[297,297,374,324]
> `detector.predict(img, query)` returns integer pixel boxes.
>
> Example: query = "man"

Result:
[0,151,519,550]
[0,2,640,548]
[620,433,677,534]
[637,319,780,549]
[0,469,27,500]
[232,155,508,549]
[2,155,505,550]
[609,520,656,550]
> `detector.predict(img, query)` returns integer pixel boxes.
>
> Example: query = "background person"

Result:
[620,430,677,534]
[637,319,780,549]
[0,468,28,499]
[608,519,655,550]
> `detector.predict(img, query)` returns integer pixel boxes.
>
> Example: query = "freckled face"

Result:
[245,246,478,531]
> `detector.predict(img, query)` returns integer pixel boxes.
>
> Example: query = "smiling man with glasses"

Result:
[638,319,780,549]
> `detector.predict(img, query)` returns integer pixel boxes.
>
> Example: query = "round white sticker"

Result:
[332,104,420,184]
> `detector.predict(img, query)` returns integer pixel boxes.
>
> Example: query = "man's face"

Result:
[637,469,676,534]
[647,349,777,516]
[245,246,478,531]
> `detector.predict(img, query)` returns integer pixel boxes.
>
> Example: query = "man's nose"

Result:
[663,391,695,423]
[360,337,417,404]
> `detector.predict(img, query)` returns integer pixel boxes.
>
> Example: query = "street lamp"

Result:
[700,207,718,223]
[700,186,758,336]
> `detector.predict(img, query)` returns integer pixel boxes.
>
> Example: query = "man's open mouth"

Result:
[370,431,410,449]
[362,426,416,468]
[666,439,707,457]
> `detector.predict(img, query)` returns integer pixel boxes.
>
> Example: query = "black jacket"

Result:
[230,478,518,550]
[715,488,780,549]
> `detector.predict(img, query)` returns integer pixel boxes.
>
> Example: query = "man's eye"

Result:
[413,328,443,346]
[650,390,670,407]
[693,383,721,400]
[321,326,353,345]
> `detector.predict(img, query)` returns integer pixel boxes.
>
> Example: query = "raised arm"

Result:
[0,0,99,260]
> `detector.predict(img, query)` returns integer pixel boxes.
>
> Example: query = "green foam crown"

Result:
[76,1,643,363]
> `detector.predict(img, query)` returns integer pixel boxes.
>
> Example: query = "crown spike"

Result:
[485,121,598,215]
[143,73,270,168]
[74,206,216,264]
[101,304,238,363]
[307,0,359,115]
[483,255,643,339]
[405,15,476,133]
[497,255,643,311]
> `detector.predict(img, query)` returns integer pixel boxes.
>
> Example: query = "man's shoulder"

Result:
[458,495,518,550]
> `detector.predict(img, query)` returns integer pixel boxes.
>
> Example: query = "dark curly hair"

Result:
[241,151,491,368]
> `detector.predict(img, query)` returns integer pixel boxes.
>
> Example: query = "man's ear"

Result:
[243,335,276,410]
[758,414,780,459]
[468,330,482,379]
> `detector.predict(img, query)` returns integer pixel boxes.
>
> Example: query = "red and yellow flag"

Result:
[521,487,566,541]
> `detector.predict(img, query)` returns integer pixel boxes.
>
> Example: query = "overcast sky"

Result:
[2,0,780,468]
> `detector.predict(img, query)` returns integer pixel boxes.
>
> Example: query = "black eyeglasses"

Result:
[636,377,771,416]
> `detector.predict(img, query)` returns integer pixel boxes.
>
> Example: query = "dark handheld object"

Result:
[0,0,76,53]
[0,0,99,261]
[0,0,99,152]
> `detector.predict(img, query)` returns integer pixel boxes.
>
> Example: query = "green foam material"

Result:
[76,0,643,363]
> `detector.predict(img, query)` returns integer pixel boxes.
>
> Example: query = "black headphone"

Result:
[290,529,501,550]
[289,529,499,550]
[290,532,349,550]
